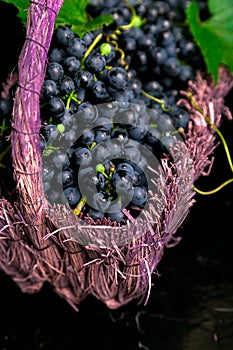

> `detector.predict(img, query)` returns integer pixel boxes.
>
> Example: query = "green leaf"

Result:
[1,0,29,24]
[186,0,233,83]
[55,0,89,26]
[70,14,114,38]
[56,0,113,38]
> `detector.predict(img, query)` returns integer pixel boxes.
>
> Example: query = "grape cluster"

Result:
[87,0,207,99]
[40,15,195,224]
[0,0,207,224]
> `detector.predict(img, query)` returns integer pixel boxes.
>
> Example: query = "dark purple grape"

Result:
[157,113,174,132]
[47,62,64,81]
[49,47,66,63]
[130,186,148,208]
[52,151,69,169]
[150,47,168,65]
[89,80,109,101]
[85,52,106,73]
[111,128,129,144]
[41,124,59,142]
[95,117,112,132]
[59,76,75,95]
[76,102,98,124]
[74,70,94,89]
[54,25,75,46]
[42,166,55,182]
[138,33,156,50]
[108,67,128,90]
[45,97,65,117]
[47,190,60,203]
[79,129,95,145]
[172,106,190,129]
[62,168,75,188]
[162,57,181,77]
[128,120,148,142]
[160,134,176,151]
[73,147,92,166]
[146,127,161,146]
[66,37,87,59]
[64,187,81,208]
[42,80,59,99]
[111,171,133,193]
[82,31,95,46]
[94,129,110,144]
[116,162,134,177]
[63,56,81,75]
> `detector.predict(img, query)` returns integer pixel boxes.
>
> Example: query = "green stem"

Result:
[80,33,103,69]
[118,2,146,30]
[189,92,233,195]
[73,197,86,216]
[189,92,233,173]
[141,89,170,112]
[193,178,233,195]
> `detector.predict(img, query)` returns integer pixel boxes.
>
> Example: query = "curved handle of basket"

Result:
[10,0,64,220]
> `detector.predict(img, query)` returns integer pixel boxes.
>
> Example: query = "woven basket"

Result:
[0,0,232,311]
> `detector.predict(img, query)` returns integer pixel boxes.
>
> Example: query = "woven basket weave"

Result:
[0,0,232,311]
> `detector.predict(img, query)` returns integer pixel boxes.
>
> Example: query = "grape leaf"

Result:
[186,0,233,83]
[55,0,89,26]
[70,15,114,38]
[1,0,113,37]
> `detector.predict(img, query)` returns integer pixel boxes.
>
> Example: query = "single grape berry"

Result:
[49,47,66,63]
[74,70,94,89]
[47,62,64,81]
[66,37,87,59]
[73,147,92,166]
[63,187,81,208]
[54,25,75,46]
[108,67,128,90]
[85,52,106,73]
[45,97,65,117]
[42,80,59,99]
[63,56,81,75]
[130,186,148,208]
[59,76,75,95]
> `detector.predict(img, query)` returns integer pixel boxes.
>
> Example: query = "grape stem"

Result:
[189,92,233,172]
[106,35,129,69]
[188,92,233,195]
[73,197,86,216]
[80,32,103,69]
[66,89,80,110]
[141,89,170,112]
[118,1,146,30]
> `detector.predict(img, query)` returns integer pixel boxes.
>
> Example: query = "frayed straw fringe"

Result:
[0,0,233,310]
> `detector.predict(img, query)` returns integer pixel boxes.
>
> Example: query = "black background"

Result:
[0,2,233,349]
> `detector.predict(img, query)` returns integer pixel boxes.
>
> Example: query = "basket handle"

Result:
[11,0,64,222]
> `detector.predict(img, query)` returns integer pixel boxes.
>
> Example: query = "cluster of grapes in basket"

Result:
[40,0,208,224]
[1,0,208,223]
